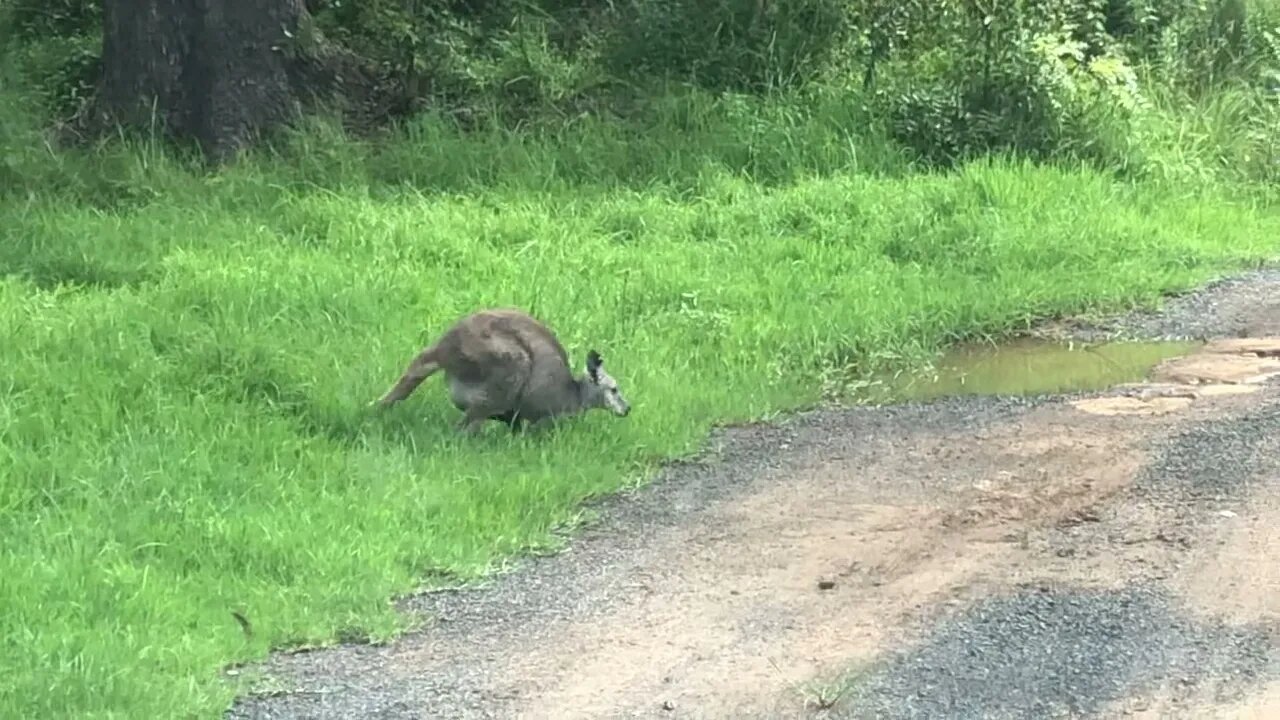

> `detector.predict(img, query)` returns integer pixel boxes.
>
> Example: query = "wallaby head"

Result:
[581,349,630,417]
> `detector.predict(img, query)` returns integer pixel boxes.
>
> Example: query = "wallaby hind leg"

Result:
[457,404,501,435]
[375,348,439,407]
[486,409,532,430]
[525,416,561,434]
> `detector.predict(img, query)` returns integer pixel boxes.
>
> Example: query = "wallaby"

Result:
[372,308,631,433]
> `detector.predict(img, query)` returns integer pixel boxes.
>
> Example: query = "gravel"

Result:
[1061,268,1280,342]
[837,584,1275,720]
[1134,400,1280,502]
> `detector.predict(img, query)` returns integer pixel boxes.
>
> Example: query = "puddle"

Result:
[867,338,1203,404]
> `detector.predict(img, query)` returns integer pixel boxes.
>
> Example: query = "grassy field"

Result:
[3,87,1280,717]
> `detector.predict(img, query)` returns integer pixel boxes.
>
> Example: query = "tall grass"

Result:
[2,36,1280,720]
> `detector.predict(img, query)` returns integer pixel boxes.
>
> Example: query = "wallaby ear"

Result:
[586,349,603,381]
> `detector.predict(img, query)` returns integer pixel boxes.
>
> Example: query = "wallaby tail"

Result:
[374,345,442,407]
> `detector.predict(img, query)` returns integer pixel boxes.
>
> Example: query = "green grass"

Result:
[3,86,1280,717]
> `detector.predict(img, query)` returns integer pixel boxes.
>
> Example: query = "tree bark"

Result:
[94,0,392,163]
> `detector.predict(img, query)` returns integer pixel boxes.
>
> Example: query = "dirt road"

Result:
[229,271,1280,720]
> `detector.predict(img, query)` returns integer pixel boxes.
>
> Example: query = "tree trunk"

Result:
[95,0,391,163]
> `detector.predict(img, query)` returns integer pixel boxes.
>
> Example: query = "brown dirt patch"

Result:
[1110,674,1280,719]
[1075,338,1280,416]
[385,404,1182,719]
[1072,395,1196,415]
[1171,478,1280,628]
[1151,339,1280,386]
[1201,338,1280,357]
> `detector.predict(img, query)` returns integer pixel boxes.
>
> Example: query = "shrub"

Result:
[601,0,856,92]
[874,5,1143,167]
[0,0,1276,175]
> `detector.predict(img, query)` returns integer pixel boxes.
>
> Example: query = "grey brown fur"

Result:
[373,308,631,433]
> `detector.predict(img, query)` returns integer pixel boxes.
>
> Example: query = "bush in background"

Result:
[0,0,1277,181]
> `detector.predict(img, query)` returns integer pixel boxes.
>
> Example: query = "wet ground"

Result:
[227,269,1280,720]
[868,337,1202,402]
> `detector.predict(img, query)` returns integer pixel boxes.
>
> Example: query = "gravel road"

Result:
[839,398,1280,720]
[1038,268,1280,342]
[228,268,1280,720]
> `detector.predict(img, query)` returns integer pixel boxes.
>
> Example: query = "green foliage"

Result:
[1119,0,1280,89]
[2,0,99,40]
[602,0,855,92]
[0,0,99,119]
[301,0,857,114]
[5,32,100,119]
[2,0,1278,168]
[875,14,1144,166]
[1128,79,1280,183]
[307,0,509,106]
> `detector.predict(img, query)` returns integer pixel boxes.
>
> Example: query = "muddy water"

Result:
[871,338,1202,403]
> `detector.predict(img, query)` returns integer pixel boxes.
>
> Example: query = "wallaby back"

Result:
[434,308,571,386]
[374,307,630,433]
